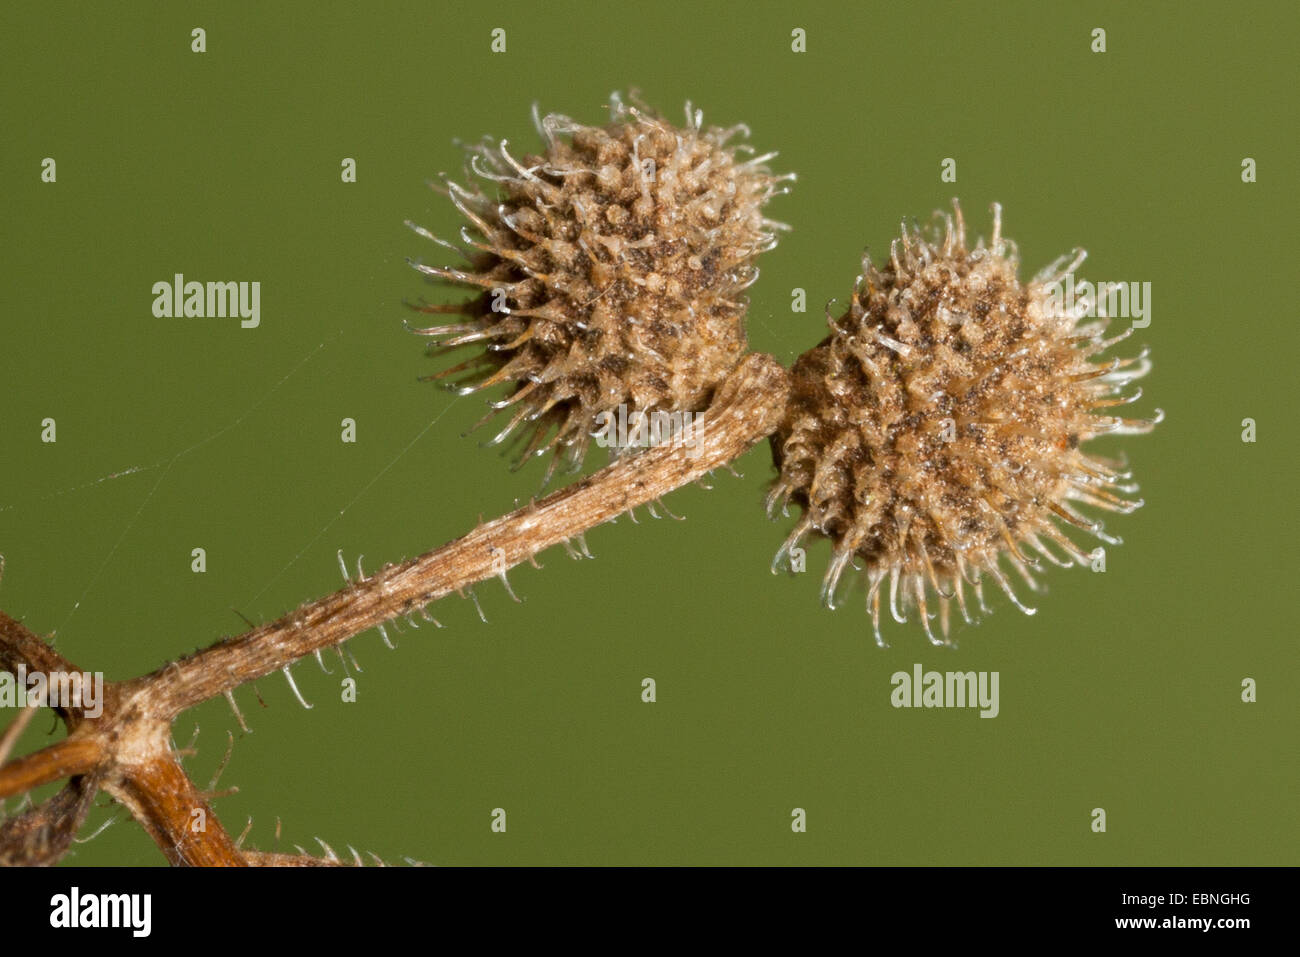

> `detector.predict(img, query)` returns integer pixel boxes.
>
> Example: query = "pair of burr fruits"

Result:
[403,93,1161,647]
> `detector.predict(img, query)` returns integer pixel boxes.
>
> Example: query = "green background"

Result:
[2,1,1295,865]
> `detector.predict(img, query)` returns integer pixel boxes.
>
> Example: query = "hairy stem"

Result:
[0,612,75,678]
[105,755,245,867]
[127,353,789,722]
[0,736,101,799]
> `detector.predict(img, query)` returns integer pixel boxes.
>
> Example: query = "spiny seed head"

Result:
[768,201,1161,647]
[407,93,793,484]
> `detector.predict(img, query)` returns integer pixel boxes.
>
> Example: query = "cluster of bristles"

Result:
[407,92,792,486]
[768,201,1161,646]
[408,95,1160,645]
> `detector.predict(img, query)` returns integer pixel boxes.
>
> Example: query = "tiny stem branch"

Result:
[0,736,101,799]
[0,698,39,768]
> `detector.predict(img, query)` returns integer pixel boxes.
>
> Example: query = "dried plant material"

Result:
[0,772,102,867]
[0,99,1168,867]
[407,93,793,482]
[769,202,1161,646]
[0,353,790,866]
